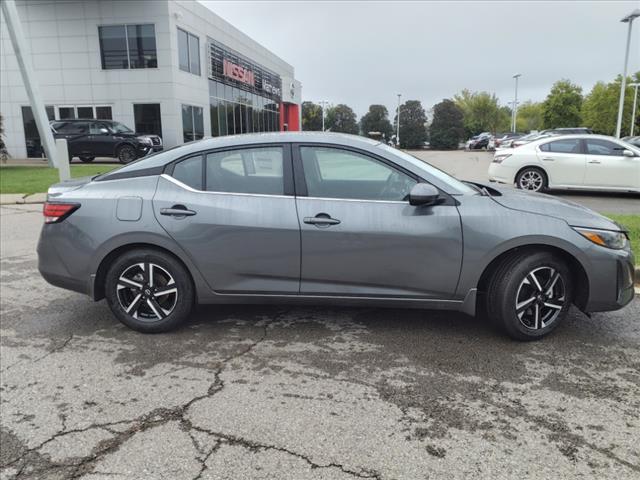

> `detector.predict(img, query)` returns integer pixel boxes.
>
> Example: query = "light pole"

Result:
[319,100,328,132]
[512,73,521,133]
[615,9,640,138]
[396,94,401,147]
[629,82,639,137]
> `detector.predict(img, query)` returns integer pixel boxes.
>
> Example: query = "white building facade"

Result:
[0,0,302,158]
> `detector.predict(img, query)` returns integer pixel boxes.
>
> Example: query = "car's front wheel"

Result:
[117,144,137,164]
[486,251,572,340]
[516,167,547,192]
[105,249,194,333]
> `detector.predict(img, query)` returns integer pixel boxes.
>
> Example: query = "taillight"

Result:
[43,202,80,224]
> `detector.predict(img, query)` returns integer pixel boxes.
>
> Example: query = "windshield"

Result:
[110,122,133,134]
[377,144,476,194]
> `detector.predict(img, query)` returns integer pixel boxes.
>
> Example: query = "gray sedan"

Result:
[37,133,635,340]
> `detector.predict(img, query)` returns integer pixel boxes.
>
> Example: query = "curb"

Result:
[0,193,46,205]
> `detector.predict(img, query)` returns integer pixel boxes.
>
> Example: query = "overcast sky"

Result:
[202,1,640,118]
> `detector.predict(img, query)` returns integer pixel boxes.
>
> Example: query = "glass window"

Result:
[98,25,128,69]
[173,156,203,190]
[300,147,416,201]
[227,102,235,135]
[89,122,109,135]
[96,106,112,120]
[182,105,194,142]
[99,24,156,69]
[52,121,88,134]
[246,105,253,134]
[77,106,94,119]
[539,139,581,154]
[585,139,625,156]
[134,104,162,137]
[127,24,157,68]
[181,105,203,142]
[178,28,189,72]
[218,101,228,136]
[58,107,75,119]
[178,28,200,75]
[210,99,220,137]
[21,106,54,158]
[240,104,247,133]
[205,147,284,195]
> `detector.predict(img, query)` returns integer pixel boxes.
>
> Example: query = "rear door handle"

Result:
[304,214,341,226]
[588,160,601,164]
[541,157,555,162]
[160,205,196,217]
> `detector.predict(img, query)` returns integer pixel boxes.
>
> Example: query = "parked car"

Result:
[466,132,492,150]
[38,132,635,340]
[508,132,552,149]
[489,134,640,193]
[492,132,524,150]
[50,119,163,164]
[622,136,640,148]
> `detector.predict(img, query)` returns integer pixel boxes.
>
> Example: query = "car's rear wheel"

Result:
[486,251,572,340]
[105,249,194,333]
[117,144,137,164]
[79,156,95,163]
[516,167,547,192]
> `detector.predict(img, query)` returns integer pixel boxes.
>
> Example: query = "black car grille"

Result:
[151,137,161,145]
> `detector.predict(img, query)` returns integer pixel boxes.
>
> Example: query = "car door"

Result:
[152,145,301,294]
[583,138,639,189]
[293,144,462,298]
[536,138,586,187]
[52,121,89,156]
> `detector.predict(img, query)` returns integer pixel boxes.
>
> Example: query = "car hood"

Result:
[486,185,622,231]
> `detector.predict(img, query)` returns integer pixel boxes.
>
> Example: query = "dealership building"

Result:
[0,0,302,158]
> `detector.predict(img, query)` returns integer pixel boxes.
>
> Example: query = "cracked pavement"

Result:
[1,204,639,480]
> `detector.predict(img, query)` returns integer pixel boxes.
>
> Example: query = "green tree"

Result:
[542,80,583,129]
[0,114,8,161]
[360,104,393,140]
[301,101,323,131]
[429,99,465,150]
[516,101,543,132]
[453,89,509,135]
[582,72,639,136]
[325,104,358,134]
[394,100,427,149]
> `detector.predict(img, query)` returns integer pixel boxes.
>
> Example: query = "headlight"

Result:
[492,153,511,164]
[573,227,629,249]
[137,136,152,145]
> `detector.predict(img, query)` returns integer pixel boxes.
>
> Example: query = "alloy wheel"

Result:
[515,266,566,330]
[119,146,136,163]
[518,170,544,191]
[117,263,178,321]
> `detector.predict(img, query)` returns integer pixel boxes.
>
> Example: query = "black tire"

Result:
[117,144,137,164]
[486,251,573,341]
[79,156,95,163]
[105,249,194,333]
[515,167,547,193]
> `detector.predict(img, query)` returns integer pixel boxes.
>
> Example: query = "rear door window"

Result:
[539,139,581,154]
[205,147,284,195]
[172,156,203,190]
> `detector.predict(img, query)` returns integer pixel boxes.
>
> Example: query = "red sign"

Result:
[223,59,255,86]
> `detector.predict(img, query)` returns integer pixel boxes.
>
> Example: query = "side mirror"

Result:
[622,149,635,157]
[409,183,440,206]
[99,128,109,135]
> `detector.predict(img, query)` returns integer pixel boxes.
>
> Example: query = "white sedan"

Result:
[488,134,640,193]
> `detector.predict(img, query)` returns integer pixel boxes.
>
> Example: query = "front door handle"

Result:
[588,160,601,164]
[304,213,341,227]
[160,205,196,217]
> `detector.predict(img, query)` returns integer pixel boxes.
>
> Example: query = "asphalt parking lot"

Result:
[1,163,639,479]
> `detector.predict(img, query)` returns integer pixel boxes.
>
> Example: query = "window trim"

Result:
[164,143,294,197]
[177,27,200,75]
[291,143,428,203]
[98,23,157,70]
[181,104,204,143]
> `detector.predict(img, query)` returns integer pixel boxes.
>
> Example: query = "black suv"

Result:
[50,119,163,164]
